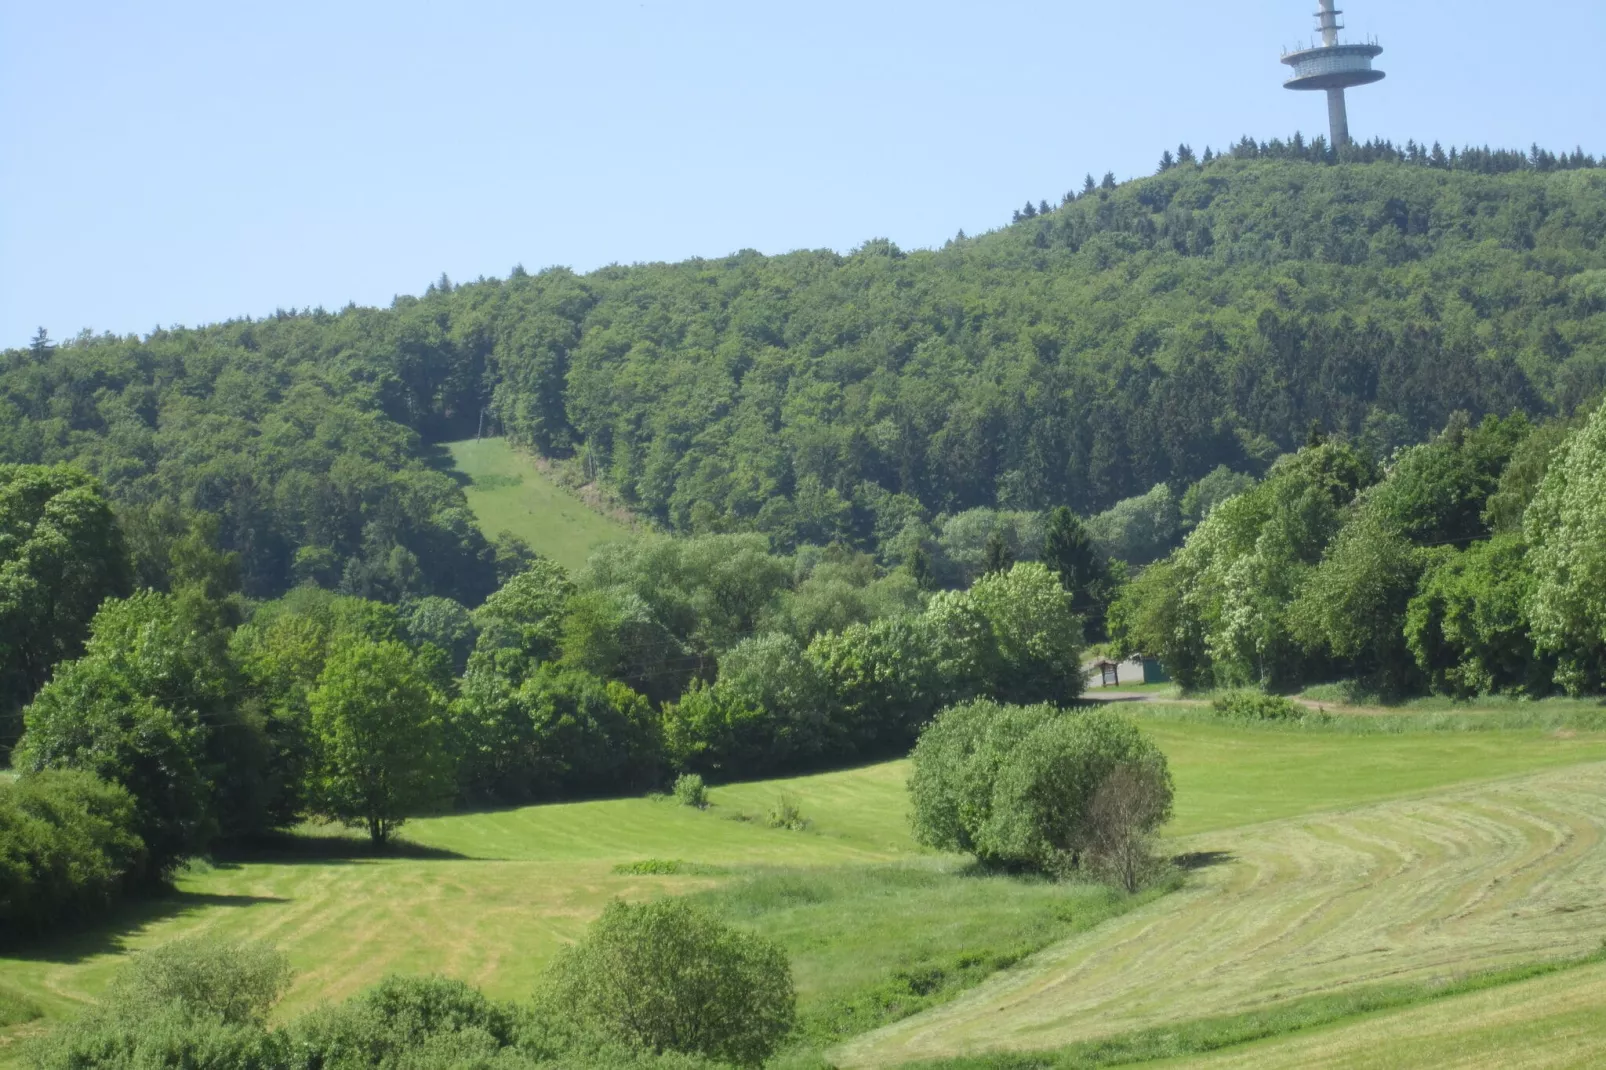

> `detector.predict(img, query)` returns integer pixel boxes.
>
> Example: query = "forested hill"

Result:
[5,151,1605,602]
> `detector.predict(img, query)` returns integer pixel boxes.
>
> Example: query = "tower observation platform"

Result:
[1280,0,1385,149]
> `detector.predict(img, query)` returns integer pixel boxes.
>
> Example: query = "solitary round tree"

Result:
[909,701,1172,875]
[307,638,452,846]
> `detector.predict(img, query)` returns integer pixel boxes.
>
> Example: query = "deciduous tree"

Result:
[306,638,452,845]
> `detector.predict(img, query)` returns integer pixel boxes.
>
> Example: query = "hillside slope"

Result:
[3,152,1603,590]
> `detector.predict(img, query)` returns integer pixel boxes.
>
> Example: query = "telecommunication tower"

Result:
[1280,0,1385,149]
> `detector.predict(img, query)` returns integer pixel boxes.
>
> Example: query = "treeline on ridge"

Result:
[3,145,1604,605]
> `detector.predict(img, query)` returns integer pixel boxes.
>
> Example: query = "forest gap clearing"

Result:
[6,714,1606,1066]
[444,437,632,572]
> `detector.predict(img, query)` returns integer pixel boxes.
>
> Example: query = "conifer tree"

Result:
[983,530,1015,575]
[28,327,53,363]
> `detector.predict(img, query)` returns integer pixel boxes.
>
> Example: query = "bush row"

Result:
[9,525,1090,945]
[1114,405,1606,701]
[30,901,794,1070]
[658,563,1084,781]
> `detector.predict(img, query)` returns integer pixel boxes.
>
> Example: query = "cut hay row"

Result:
[836,761,1606,1066]
[1174,958,1606,1069]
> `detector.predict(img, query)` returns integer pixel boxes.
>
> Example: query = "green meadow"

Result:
[445,437,633,572]
[9,711,1606,1067]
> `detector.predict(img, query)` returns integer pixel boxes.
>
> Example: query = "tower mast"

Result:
[1281,0,1386,150]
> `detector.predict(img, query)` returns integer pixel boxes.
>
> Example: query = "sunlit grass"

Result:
[445,437,633,572]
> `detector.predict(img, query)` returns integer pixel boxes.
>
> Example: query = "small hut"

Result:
[1133,654,1170,685]
[1092,658,1121,688]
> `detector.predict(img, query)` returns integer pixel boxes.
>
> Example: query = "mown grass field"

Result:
[6,713,1606,1067]
[839,727,1606,1066]
[1162,957,1606,1069]
[444,437,632,572]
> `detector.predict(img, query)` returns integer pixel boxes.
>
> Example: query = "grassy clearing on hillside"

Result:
[445,437,633,572]
[6,720,1606,1068]
[834,760,1606,1066]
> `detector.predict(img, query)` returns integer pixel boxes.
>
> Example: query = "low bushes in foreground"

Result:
[539,898,796,1067]
[27,906,795,1070]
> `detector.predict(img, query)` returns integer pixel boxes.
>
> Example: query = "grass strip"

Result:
[706,864,1183,1052]
[0,985,40,1029]
[906,948,1606,1068]
[1139,701,1606,736]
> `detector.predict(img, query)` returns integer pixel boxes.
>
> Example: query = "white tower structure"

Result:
[1280,0,1385,149]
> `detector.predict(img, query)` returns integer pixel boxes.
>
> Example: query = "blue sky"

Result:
[3,0,1602,348]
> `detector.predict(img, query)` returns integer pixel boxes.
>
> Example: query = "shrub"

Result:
[104,935,293,1026]
[906,700,1061,861]
[672,773,708,809]
[539,898,796,1066]
[289,974,520,1069]
[1211,690,1303,721]
[610,860,727,876]
[765,795,808,832]
[27,936,293,1070]
[0,770,144,941]
[26,1002,288,1070]
[909,701,1172,873]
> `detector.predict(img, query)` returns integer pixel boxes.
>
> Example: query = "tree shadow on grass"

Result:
[1172,850,1235,871]
[1,889,290,966]
[418,440,473,486]
[208,831,473,866]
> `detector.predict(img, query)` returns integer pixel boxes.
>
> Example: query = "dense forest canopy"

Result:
[4,145,1604,605]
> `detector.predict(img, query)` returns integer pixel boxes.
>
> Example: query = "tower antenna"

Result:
[1280,0,1385,149]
